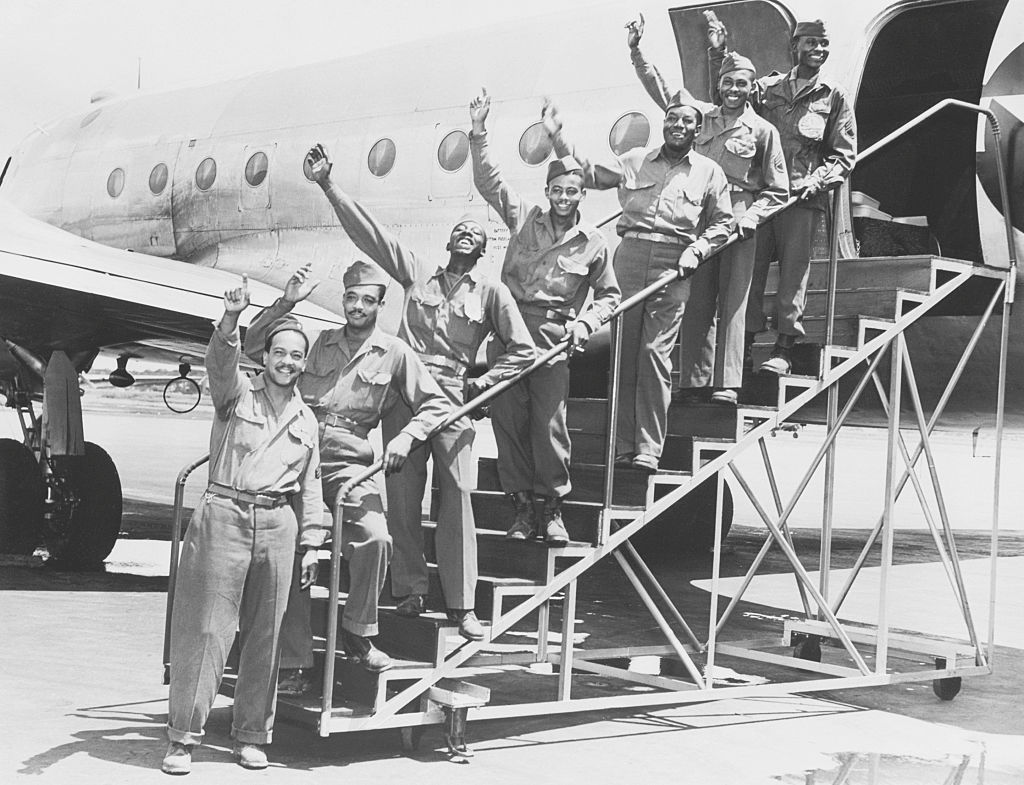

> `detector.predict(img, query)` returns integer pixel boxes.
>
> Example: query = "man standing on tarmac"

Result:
[301,143,536,641]
[164,276,325,774]
[626,15,789,405]
[244,260,450,681]
[709,15,856,374]
[470,89,621,543]
[545,96,733,471]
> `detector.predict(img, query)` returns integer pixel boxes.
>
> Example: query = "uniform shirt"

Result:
[206,325,326,548]
[244,315,451,444]
[318,182,536,391]
[554,127,734,259]
[470,131,621,333]
[631,47,789,225]
[708,49,857,197]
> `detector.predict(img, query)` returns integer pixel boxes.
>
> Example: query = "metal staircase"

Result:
[165,99,1015,752]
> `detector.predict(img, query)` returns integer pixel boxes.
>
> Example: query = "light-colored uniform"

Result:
[708,49,857,338]
[317,182,535,609]
[632,48,789,388]
[471,130,620,497]
[244,315,450,666]
[553,130,733,459]
[167,325,325,747]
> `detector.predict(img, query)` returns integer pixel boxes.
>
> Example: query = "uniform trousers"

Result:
[678,194,756,390]
[278,427,393,671]
[167,493,296,746]
[745,204,818,337]
[489,312,571,498]
[383,376,477,610]
[613,237,691,459]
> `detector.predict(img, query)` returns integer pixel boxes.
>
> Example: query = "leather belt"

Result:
[321,412,371,439]
[208,483,290,508]
[623,230,689,247]
[416,353,467,379]
[519,303,575,323]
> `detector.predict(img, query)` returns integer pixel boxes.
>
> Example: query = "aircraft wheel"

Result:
[0,438,44,555]
[400,725,426,752]
[932,657,961,701]
[48,442,122,567]
[632,477,734,559]
[793,636,822,662]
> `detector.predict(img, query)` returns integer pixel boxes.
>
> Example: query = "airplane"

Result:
[0,0,1020,567]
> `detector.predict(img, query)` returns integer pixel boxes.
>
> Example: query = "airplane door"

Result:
[666,1,795,104]
[977,0,1024,268]
[429,123,473,202]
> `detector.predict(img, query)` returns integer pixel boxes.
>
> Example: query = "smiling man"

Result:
[245,260,450,678]
[164,276,325,774]
[546,95,733,472]
[470,89,620,544]
[298,143,535,641]
[627,15,788,405]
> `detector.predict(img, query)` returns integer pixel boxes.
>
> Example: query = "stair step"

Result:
[765,255,937,294]
[450,490,604,544]
[423,521,588,583]
[750,342,826,377]
[570,431,694,472]
[764,287,928,323]
[474,457,654,506]
[567,398,741,440]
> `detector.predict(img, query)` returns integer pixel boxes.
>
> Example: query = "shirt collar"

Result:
[325,325,388,354]
[251,372,305,418]
[432,264,485,284]
[703,103,757,132]
[650,146,695,167]
[787,66,832,92]
[536,209,590,242]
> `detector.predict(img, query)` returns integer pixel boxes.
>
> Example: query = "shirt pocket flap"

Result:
[622,174,658,191]
[356,369,392,385]
[556,255,591,276]
[287,421,315,447]
[682,186,706,206]
[233,403,267,425]
[724,134,758,158]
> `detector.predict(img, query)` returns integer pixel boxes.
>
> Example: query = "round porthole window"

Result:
[367,138,396,178]
[149,163,168,195]
[518,122,553,166]
[609,112,651,155]
[245,151,269,187]
[106,168,125,198]
[195,157,217,191]
[437,130,470,172]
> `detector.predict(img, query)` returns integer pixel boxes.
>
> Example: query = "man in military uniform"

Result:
[164,275,325,775]
[470,89,621,542]
[302,143,535,641]
[546,97,733,471]
[245,261,450,679]
[627,17,789,404]
[708,16,857,374]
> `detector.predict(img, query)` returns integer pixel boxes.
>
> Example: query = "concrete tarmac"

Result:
[2,401,1023,782]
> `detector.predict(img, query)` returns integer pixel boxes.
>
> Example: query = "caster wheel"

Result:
[933,657,962,701]
[794,637,822,662]
[400,726,425,752]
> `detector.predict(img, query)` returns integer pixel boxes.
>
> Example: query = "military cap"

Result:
[793,19,827,38]
[546,155,584,184]
[342,260,389,290]
[451,214,488,243]
[664,92,704,124]
[719,51,756,78]
[264,316,309,353]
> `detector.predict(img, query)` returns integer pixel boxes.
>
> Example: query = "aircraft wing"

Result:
[0,198,342,364]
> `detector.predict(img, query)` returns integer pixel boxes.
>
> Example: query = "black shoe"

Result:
[395,594,426,617]
[506,491,537,540]
[341,629,392,672]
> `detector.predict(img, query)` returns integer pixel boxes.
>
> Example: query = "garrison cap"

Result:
[546,155,584,184]
[793,19,827,38]
[342,260,389,290]
[719,51,756,78]
[451,214,488,243]
[664,92,704,124]
[264,316,309,353]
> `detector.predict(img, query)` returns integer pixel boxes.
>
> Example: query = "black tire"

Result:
[794,637,822,662]
[0,438,44,555]
[48,442,122,567]
[632,476,734,559]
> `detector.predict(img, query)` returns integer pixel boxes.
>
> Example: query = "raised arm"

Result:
[469,89,533,233]
[543,100,625,192]
[626,15,705,111]
[242,263,319,363]
[207,275,251,417]
[305,143,424,287]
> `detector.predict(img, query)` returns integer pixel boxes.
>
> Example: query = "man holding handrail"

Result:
[245,261,450,678]
[470,89,620,542]
[545,96,733,471]
[300,143,536,641]
[164,276,324,774]
[626,15,788,404]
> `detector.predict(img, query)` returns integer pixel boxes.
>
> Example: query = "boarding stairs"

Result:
[165,99,1015,753]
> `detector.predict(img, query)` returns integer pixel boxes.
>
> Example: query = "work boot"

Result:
[276,667,312,696]
[447,609,485,641]
[538,495,569,547]
[760,334,795,375]
[506,491,537,540]
[233,742,268,770]
[161,741,192,775]
[395,593,426,617]
[341,629,392,673]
